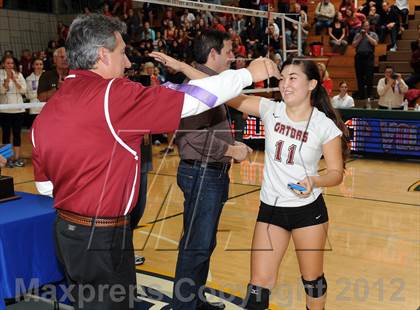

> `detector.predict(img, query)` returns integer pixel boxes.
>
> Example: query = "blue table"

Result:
[0,192,64,310]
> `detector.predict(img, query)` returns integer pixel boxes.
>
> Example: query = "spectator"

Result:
[286,3,309,49]
[314,0,336,35]
[37,47,69,102]
[25,58,44,125]
[318,62,333,96]
[394,0,409,29]
[141,21,156,41]
[0,55,27,168]
[296,0,309,12]
[329,13,348,54]
[245,16,262,53]
[379,1,399,52]
[352,21,378,99]
[124,8,141,38]
[344,8,366,43]
[232,14,247,37]
[339,0,355,15]
[232,35,246,56]
[57,22,69,46]
[212,16,226,32]
[2,51,19,71]
[164,20,178,44]
[112,0,132,16]
[332,81,355,108]
[405,40,420,89]
[377,66,408,109]
[181,9,196,24]
[102,3,113,16]
[19,49,33,78]
[367,5,381,33]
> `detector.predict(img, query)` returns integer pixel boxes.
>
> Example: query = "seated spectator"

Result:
[211,16,226,32]
[329,13,348,54]
[314,0,336,35]
[232,14,247,38]
[318,62,333,96]
[367,5,381,33]
[245,16,262,52]
[296,0,309,12]
[102,3,113,16]
[232,35,246,57]
[339,0,355,15]
[344,8,366,43]
[181,9,196,24]
[377,66,408,109]
[112,0,132,16]
[405,40,420,89]
[164,20,178,44]
[332,81,355,108]
[25,58,44,125]
[379,1,399,51]
[141,21,156,41]
[394,0,409,29]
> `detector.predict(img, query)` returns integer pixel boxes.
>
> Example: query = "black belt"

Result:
[181,159,231,173]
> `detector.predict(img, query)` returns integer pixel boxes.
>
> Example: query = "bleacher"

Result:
[304,0,418,100]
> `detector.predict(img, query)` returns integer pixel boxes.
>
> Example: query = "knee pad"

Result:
[301,274,327,298]
[244,284,270,310]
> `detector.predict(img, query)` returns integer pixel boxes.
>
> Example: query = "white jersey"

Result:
[259,98,342,207]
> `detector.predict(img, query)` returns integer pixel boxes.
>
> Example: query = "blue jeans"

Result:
[172,161,230,309]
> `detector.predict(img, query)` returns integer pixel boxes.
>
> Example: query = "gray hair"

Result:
[66,14,126,70]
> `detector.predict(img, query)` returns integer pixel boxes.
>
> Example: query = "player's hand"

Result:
[150,51,183,72]
[247,57,281,82]
[291,177,314,198]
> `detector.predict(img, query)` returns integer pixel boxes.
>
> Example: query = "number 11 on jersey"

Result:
[275,140,297,165]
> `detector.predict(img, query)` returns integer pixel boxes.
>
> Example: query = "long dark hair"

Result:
[280,57,350,166]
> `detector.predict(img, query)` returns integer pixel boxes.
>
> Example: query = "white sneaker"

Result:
[389,45,397,52]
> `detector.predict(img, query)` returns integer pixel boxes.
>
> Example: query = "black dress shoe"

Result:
[197,300,226,310]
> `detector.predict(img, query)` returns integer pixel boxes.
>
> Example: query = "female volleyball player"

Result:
[231,58,349,310]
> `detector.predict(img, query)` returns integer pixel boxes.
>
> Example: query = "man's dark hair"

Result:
[193,30,231,64]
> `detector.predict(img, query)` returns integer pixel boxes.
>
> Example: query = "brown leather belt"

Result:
[57,209,129,228]
[181,159,231,173]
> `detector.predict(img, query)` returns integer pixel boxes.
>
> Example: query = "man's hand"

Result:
[0,155,6,168]
[247,57,281,82]
[225,141,253,162]
[150,51,183,72]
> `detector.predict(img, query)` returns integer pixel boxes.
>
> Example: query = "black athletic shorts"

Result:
[257,194,328,231]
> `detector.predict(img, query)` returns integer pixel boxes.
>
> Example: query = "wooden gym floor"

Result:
[10,133,420,310]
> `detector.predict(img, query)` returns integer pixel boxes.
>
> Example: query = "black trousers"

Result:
[54,217,137,309]
[0,112,25,147]
[355,52,374,99]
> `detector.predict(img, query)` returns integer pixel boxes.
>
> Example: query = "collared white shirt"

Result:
[332,94,355,109]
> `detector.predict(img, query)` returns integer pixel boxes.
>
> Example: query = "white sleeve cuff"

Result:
[181,68,253,118]
[35,181,54,197]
